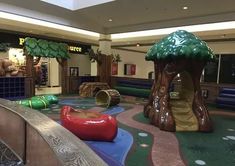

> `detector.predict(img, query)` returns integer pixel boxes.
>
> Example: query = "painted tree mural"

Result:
[144,30,215,132]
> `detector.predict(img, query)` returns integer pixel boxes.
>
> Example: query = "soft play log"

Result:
[17,97,49,109]
[40,95,58,104]
[95,89,120,107]
[61,106,118,141]
[17,95,58,109]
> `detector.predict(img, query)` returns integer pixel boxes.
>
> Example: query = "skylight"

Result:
[41,0,115,11]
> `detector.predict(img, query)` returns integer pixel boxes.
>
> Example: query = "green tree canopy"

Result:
[145,30,215,61]
[25,37,70,59]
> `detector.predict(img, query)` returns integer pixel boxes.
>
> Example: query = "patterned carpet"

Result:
[3,95,235,166]
[176,115,235,166]
[39,96,235,166]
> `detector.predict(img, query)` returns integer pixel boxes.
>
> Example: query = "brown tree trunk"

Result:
[190,60,213,132]
[149,61,165,126]
[146,59,213,132]
[156,62,179,131]
[151,60,188,131]
[143,60,159,117]
[97,54,112,86]
[56,58,68,95]
[25,53,35,97]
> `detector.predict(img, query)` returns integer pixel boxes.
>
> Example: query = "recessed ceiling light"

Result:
[108,18,113,22]
[182,6,188,10]
[136,43,140,47]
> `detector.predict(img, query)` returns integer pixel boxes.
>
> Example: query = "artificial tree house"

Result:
[24,37,70,97]
[144,30,215,132]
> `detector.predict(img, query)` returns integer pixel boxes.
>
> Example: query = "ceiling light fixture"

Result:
[182,6,188,10]
[0,11,99,38]
[111,21,235,39]
[108,18,113,22]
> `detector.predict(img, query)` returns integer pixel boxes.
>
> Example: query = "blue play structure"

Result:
[216,88,235,109]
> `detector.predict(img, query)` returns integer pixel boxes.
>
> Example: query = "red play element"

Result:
[60,106,118,141]
[112,63,118,75]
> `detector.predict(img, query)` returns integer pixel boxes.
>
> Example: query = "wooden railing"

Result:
[0,99,107,166]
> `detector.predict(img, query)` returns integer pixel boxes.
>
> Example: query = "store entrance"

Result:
[7,48,61,95]
[34,57,61,95]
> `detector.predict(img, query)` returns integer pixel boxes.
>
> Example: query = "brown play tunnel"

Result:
[95,89,121,107]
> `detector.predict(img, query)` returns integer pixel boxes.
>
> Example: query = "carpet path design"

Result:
[116,104,185,166]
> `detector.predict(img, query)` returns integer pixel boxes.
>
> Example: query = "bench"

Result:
[216,88,235,109]
[114,79,153,98]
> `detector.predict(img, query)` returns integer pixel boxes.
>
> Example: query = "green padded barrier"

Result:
[115,86,151,98]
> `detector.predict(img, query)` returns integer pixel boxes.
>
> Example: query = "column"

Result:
[99,34,112,55]
[97,34,112,84]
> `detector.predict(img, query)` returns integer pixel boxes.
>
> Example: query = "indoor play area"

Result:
[1,1,235,165]
[0,29,235,166]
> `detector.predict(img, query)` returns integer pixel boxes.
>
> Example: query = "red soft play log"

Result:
[60,106,118,141]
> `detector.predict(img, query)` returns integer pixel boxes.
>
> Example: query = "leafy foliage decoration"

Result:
[87,49,102,64]
[25,37,70,59]
[146,30,215,61]
[111,53,122,63]
[88,49,122,64]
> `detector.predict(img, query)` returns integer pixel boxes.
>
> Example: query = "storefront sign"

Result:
[0,32,90,54]
[68,46,82,53]
[19,38,25,46]
[19,38,83,53]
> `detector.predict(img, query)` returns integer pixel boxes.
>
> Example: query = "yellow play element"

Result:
[171,72,198,131]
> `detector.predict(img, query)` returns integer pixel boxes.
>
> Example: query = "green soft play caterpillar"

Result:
[16,95,58,109]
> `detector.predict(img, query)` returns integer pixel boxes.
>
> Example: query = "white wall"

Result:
[48,58,59,86]
[112,49,154,79]
[89,41,235,79]
[208,41,235,54]
[89,47,154,79]
[68,53,91,76]
[90,46,98,76]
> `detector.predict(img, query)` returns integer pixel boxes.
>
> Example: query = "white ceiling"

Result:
[1,0,235,51]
